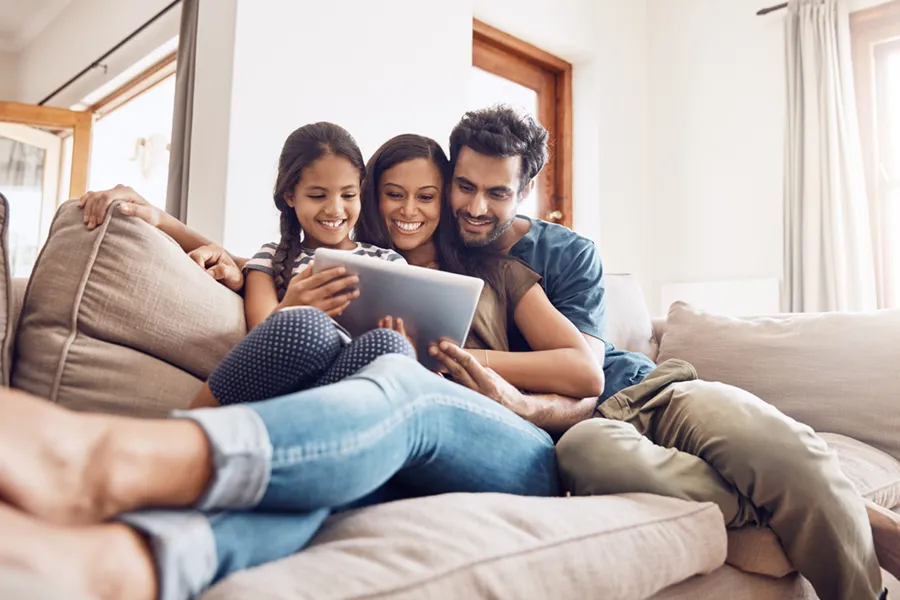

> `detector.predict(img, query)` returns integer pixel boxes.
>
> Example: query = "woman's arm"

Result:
[480,284,604,399]
[79,185,249,262]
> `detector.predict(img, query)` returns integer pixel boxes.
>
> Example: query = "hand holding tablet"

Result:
[312,248,484,370]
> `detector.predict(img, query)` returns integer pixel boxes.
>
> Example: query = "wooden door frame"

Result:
[472,19,573,228]
[0,101,94,198]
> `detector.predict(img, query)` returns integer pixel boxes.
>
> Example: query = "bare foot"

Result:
[0,387,212,524]
[0,502,157,600]
[865,498,900,580]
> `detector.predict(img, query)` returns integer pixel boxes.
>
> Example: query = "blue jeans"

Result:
[122,355,559,600]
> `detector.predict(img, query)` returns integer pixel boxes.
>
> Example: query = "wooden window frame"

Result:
[851,0,900,306]
[472,19,573,228]
[0,102,93,198]
[88,50,177,120]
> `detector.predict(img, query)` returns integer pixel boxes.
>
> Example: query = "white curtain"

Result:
[783,0,878,312]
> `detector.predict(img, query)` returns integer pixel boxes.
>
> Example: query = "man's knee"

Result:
[556,419,657,496]
[671,381,841,498]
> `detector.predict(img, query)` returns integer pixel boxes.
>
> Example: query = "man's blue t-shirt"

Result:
[507,217,656,402]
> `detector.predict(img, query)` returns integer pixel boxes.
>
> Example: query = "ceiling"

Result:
[0,0,73,52]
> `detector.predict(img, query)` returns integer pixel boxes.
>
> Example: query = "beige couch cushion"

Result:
[657,302,900,462]
[824,432,900,509]
[12,200,245,416]
[0,567,96,600]
[204,493,727,600]
[653,565,817,600]
[0,193,12,386]
[605,274,658,360]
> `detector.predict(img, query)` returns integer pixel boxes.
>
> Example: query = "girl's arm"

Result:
[244,266,361,331]
[244,270,282,330]
[480,284,604,399]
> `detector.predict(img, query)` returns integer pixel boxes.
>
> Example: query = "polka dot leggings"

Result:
[208,307,416,406]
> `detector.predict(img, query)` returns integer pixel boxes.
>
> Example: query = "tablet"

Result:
[312,247,484,369]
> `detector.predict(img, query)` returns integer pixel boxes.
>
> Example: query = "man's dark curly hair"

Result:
[449,105,549,195]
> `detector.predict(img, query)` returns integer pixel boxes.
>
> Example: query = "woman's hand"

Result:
[189,244,244,292]
[77,185,162,230]
[429,341,532,418]
[378,316,416,357]
[279,262,359,317]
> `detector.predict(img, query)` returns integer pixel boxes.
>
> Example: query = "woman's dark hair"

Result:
[356,133,504,291]
[271,122,365,299]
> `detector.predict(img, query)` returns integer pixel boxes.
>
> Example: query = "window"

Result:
[0,104,92,277]
[852,0,900,307]
[469,20,573,227]
[77,50,177,212]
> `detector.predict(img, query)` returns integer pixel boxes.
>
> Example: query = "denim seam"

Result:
[271,393,549,468]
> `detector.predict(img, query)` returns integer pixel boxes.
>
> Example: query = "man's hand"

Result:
[429,341,533,420]
[188,244,244,292]
[278,261,360,317]
[77,184,162,230]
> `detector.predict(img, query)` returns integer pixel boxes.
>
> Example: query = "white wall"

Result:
[184,0,237,244]
[16,0,179,106]
[0,50,17,100]
[217,0,474,256]
[474,0,653,299]
[648,0,785,315]
[646,0,895,316]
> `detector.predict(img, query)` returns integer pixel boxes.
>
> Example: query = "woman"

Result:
[355,133,601,397]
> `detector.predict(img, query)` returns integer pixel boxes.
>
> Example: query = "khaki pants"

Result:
[556,359,883,600]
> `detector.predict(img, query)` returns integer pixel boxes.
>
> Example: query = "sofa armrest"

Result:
[12,200,246,416]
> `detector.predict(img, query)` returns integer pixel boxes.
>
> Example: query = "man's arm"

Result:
[506,332,606,435]
[517,392,598,436]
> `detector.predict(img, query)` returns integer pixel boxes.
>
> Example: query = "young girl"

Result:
[193,123,415,408]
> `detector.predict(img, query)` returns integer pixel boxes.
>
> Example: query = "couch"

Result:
[1,197,898,599]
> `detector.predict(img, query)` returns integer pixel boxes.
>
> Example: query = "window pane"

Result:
[468,67,540,218]
[892,187,900,303]
[0,136,47,277]
[89,75,177,209]
[887,51,900,177]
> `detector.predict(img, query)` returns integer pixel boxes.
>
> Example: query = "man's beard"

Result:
[456,211,515,248]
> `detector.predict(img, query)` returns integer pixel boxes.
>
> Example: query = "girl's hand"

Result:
[78,184,162,230]
[279,261,359,317]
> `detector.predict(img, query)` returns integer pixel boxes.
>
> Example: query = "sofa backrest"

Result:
[11,201,246,417]
[657,301,900,462]
[604,274,658,361]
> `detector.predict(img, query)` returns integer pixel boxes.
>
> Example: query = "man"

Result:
[439,106,893,600]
